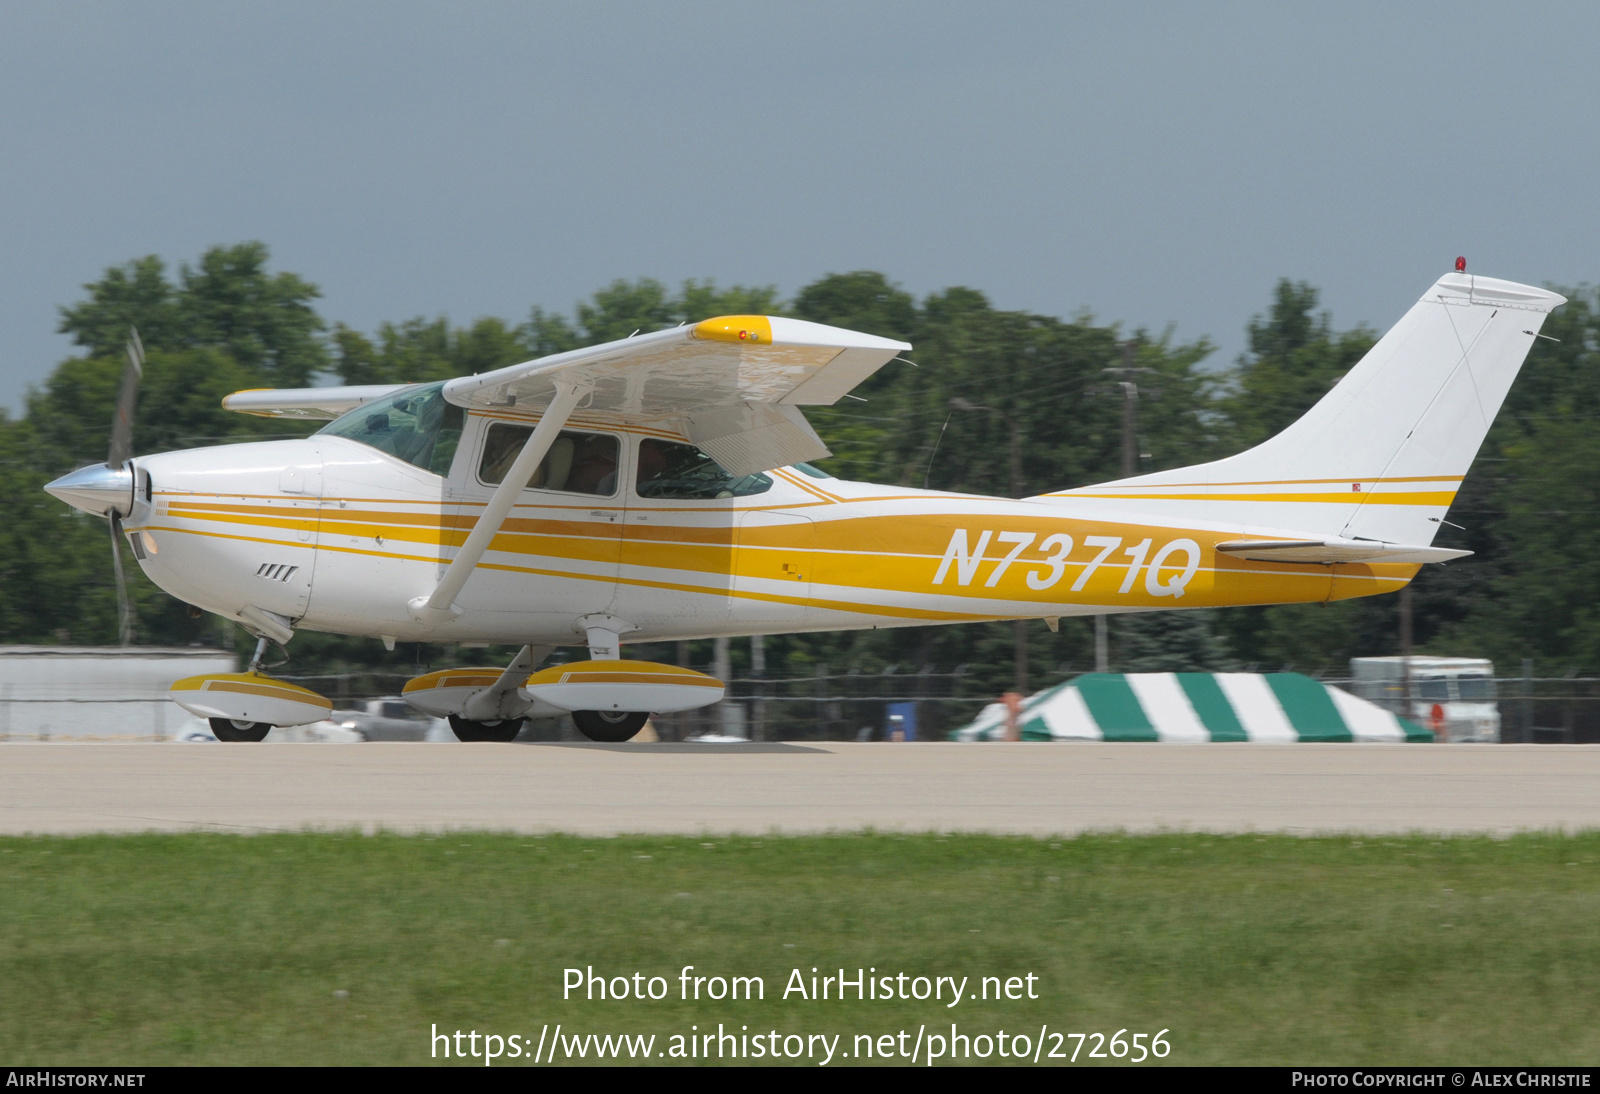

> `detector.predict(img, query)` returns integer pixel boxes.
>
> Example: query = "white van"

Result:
[1347,657,1500,742]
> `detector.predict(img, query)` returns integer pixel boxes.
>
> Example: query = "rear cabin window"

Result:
[317,382,463,476]
[478,422,620,497]
[635,439,772,499]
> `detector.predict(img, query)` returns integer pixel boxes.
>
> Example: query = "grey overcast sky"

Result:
[2,1,1597,412]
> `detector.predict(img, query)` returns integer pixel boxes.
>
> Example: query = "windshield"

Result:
[1456,675,1497,701]
[317,382,463,475]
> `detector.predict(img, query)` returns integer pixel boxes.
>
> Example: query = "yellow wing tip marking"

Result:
[691,315,774,345]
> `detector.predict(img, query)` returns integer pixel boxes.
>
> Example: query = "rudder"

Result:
[1048,270,1566,544]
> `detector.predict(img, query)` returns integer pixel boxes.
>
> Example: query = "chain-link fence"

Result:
[7,667,1600,743]
[263,671,1600,743]
[273,666,1003,743]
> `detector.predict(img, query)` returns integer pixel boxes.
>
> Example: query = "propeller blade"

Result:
[108,327,144,470]
[109,512,134,647]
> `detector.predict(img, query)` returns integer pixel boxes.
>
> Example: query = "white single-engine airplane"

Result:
[44,266,1563,741]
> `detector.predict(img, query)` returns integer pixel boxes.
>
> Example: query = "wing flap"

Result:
[1215,539,1471,564]
[780,346,896,405]
[684,401,830,476]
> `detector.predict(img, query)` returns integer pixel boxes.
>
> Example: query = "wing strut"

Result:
[408,381,587,625]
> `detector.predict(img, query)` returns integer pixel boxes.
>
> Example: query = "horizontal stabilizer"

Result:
[1214,539,1471,565]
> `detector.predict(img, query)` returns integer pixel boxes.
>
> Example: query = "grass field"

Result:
[2,831,1598,1066]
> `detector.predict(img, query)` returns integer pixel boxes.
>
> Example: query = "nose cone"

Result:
[44,463,134,516]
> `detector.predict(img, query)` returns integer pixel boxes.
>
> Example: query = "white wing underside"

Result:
[222,316,910,476]
[442,317,908,475]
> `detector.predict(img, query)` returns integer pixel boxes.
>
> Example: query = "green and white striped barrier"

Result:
[953,672,1432,743]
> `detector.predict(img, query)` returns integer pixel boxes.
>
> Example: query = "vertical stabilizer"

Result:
[1046,272,1566,544]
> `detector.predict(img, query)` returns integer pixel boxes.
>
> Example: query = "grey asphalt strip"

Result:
[1,742,1597,837]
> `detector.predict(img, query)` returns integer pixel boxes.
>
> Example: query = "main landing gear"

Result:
[447,715,526,743]
[447,710,646,742]
[571,709,649,743]
[403,630,721,745]
[210,718,271,743]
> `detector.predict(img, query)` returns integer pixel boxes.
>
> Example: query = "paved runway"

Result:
[3,741,1600,836]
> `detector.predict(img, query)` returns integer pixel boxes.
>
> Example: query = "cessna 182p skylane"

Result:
[43,267,1563,742]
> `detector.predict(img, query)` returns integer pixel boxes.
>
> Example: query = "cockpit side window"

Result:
[478,422,619,497]
[317,382,463,476]
[634,439,772,499]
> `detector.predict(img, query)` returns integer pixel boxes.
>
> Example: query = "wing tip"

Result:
[691,316,774,345]
[693,314,912,352]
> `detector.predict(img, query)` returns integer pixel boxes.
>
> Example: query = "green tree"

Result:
[55,256,181,357]
[175,243,328,385]
[1115,611,1238,673]
[59,243,329,386]
[1211,282,1383,672]
[1214,280,1375,450]
[1428,287,1600,672]
[9,243,334,648]
[332,317,527,386]
[792,271,917,342]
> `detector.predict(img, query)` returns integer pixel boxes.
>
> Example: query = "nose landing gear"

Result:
[170,634,331,742]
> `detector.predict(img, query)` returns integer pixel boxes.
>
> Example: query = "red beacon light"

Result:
[1455,256,1467,273]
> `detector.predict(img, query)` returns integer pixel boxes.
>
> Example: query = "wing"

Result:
[1214,539,1471,565]
[221,384,409,420]
[442,315,911,475]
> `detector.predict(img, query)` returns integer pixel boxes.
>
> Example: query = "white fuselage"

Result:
[121,405,1406,652]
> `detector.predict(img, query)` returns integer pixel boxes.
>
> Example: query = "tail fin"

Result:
[1049,271,1566,544]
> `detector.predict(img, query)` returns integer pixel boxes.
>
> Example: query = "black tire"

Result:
[572,709,649,743]
[448,714,525,743]
[210,718,271,742]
